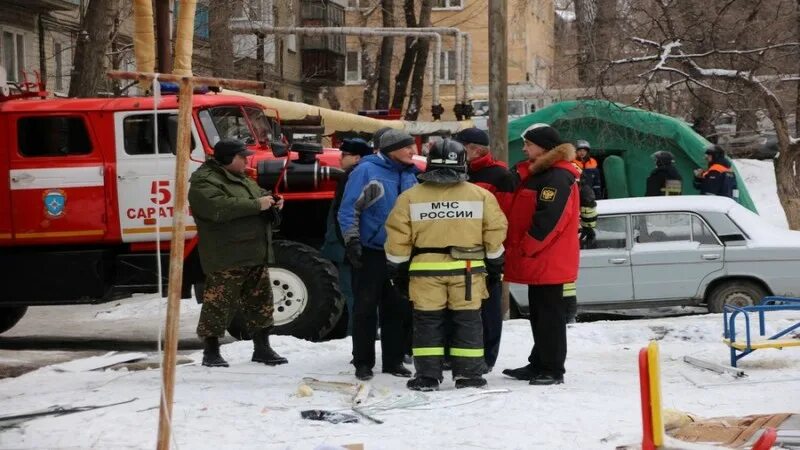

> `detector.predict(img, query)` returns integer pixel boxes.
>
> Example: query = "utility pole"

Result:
[155,0,173,73]
[488,0,509,317]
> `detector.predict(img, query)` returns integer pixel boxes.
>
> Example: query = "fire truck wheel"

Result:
[0,306,27,334]
[196,240,345,342]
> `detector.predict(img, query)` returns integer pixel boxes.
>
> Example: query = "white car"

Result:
[510,196,800,314]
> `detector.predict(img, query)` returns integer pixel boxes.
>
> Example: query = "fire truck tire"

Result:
[0,306,27,335]
[194,240,345,342]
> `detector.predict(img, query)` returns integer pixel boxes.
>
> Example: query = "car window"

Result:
[592,216,628,249]
[691,216,720,245]
[18,116,92,157]
[633,213,692,243]
[123,113,195,155]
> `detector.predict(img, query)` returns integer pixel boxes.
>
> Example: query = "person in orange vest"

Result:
[574,140,602,198]
[693,145,737,198]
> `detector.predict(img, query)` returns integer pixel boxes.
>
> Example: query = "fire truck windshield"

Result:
[199,106,258,147]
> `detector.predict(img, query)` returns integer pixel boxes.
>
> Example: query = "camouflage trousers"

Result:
[196,265,274,338]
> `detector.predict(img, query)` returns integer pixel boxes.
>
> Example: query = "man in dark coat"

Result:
[646,151,683,196]
[694,145,737,198]
[188,139,287,368]
[320,138,374,335]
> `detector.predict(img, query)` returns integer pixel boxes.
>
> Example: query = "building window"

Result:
[2,30,25,82]
[18,117,92,157]
[347,0,370,9]
[231,0,275,64]
[439,50,456,82]
[433,0,463,9]
[173,2,210,39]
[345,50,364,83]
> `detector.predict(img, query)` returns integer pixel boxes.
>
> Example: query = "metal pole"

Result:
[463,33,472,105]
[454,32,462,110]
[155,0,172,74]
[229,23,443,111]
[489,0,509,317]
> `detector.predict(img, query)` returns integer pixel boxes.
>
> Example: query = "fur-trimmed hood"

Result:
[529,143,577,175]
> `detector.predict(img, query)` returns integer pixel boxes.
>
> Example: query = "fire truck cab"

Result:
[0,92,345,340]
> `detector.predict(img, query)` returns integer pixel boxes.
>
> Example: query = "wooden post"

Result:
[156,77,193,450]
[489,0,509,318]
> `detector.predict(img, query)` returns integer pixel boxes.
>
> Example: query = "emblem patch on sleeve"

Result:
[539,187,557,202]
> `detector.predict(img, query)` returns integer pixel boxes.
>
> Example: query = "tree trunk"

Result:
[68,0,122,97]
[361,38,378,110]
[405,0,432,120]
[375,0,395,109]
[776,0,800,230]
[573,0,597,85]
[390,0,418,110]
[209,2,234,79]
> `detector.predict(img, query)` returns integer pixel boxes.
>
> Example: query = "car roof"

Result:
[597,195,740,215]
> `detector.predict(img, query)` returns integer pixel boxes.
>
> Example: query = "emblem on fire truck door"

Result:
[43,189,67,218]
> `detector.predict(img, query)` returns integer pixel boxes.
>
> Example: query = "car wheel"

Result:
[707,280,767,313]
[0,306,27,334]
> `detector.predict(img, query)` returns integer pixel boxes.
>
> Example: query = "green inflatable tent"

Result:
[507,100,757,212]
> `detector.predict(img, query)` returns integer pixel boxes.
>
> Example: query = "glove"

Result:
[345,239,363,269]
[580,227,596,249]
[387,262,410,300]
[486,256,504,286]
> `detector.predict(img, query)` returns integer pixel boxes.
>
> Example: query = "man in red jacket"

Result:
[501,123,580,386]
[455,127,516,372]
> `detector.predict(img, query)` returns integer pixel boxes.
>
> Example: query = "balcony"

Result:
[300,0,345,84]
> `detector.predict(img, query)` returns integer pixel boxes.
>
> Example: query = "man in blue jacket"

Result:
[338,129,419,380]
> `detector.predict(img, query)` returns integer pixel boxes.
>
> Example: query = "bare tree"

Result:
[209,1,235,79]
[606,0,800,229]
[375,0,395,109]
[69,0,123,97]
[390,0,418,110]
[405,0,433,120]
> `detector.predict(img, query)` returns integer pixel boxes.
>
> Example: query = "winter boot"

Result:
[529,374,564,386]
[355,366,374,381]
[251,328,288,365]
[202,337,229,367]
[382,363,412,378]
[455,377,487,389]
[502,364,538,381]
[407,376,439,391]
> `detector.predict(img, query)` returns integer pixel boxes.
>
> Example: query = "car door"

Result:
[577,215,634,303]
[114,111,204,243]
[630,213,724,301]
[8,114,107,244]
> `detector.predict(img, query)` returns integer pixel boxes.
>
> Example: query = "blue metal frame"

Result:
[723,296,800,367]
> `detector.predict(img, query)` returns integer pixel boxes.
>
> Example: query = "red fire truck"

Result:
[0,87,348,340]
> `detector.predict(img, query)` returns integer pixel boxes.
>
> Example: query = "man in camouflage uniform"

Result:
[188,139,287,367]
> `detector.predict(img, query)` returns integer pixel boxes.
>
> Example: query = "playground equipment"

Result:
[723,296,800,368]
[638,341,779,449]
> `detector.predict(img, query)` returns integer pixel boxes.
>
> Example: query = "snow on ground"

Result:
[1,301,798,449]
[733,159,788,229]
[0,158,797,449]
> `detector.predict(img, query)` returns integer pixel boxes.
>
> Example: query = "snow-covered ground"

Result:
[1,304,798,449]
[0,159,797,449]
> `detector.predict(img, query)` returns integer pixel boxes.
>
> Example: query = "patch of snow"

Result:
[733,159,789,228]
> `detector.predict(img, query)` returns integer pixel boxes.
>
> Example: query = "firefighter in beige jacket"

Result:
[384,139,507,391]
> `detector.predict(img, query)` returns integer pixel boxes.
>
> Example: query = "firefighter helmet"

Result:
[652,150,675,167]
[575,139,591,151]
[426,139,467,173]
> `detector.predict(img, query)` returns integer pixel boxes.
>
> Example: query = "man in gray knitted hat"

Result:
[338,129,419,380]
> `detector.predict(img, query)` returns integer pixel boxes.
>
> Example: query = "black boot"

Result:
[202,337,229,367]
[530,374,564,386]
[382,363,412,378]
[502,364,538,381]
[252,328,288,365]
[355,366,374,381]
[407,376,439,391]
[455,377,487,389]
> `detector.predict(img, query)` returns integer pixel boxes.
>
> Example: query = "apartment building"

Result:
[332,0,555,121]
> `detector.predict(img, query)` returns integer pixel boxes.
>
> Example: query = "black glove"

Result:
[345,239,363,269]
[387,262,410,300]
[261,195,282,227]
[580,227,596,249]
[486,256,504,286]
